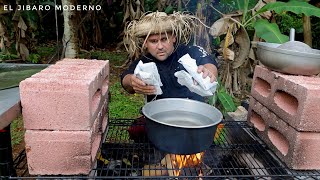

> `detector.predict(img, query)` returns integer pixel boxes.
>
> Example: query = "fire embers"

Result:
[143,152,212,178]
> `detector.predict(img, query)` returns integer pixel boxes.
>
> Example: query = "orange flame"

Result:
[171,152,204,176]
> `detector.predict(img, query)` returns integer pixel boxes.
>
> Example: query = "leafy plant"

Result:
[275,12,303,34]
[35,46,55,58]
[253,0,320,43]
[212,0,320,43]
[209,78,237,114]
[217,86,237,113]
[209,0,320,98]
[0,53,19,61]
[26,53,41,63]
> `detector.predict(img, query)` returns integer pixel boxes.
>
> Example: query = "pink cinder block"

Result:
[25,112,102,175]
[34,69,109,102]
[52,59,110,96]
[32,68,105,97]
[249,98,320,170]
[100,99,109,133]
[250,65,279,107]
[55,58,110,79]
[41,59,109,85]
[270,75,320,131]
[251,65,320,131]
[20,77,103,130]
[247,97,266,132]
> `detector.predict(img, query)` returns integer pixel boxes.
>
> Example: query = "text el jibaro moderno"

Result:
[3,4,102,11]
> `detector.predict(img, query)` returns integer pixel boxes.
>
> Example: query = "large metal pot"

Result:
[141,98,222,155]
[256,42,320,75]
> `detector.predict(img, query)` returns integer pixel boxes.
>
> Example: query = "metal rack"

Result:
[6,119,320,179]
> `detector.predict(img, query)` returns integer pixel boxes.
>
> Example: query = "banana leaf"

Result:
[254,19,289,43]
[217,90,237,112]
[21,11,39,32]
[257,0,320,18]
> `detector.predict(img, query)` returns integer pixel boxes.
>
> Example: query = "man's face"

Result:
[144,33,176,61]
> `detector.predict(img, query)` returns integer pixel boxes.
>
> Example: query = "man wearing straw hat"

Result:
[121,11,218,103]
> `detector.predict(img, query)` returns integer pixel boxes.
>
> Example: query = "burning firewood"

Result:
[142,164,168,176]
[160,152,205,176]
[161,154,175,176]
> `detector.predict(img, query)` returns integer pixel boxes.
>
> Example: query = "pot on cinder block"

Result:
[256,28,320,76]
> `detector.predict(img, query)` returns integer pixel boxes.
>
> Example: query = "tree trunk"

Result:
[177,0,182,11]
[194,0,211,54]
[303,14,312,47]
[62,0,79,58]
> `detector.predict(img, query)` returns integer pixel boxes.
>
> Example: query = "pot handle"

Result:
[290,28,295,41]
[144,94,158,104]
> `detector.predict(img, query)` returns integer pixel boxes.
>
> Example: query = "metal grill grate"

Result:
[7,119,320,179]
[93,119,320,179]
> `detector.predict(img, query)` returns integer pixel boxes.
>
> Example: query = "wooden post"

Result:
[303,14,312,47]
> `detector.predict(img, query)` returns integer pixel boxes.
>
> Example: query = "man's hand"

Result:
[129,75,156,95]
[197,65,217,83]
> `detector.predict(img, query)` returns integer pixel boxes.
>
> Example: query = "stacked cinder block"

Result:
[247,65,320,170]
[19,59,109,175]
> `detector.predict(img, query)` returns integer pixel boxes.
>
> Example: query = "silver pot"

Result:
[142,98,222,155]
[256,42,320,75]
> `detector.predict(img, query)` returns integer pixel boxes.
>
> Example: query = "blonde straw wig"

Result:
[124,11,202,59]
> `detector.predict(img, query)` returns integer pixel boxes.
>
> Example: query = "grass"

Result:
[109,82,144,119]
[0,69,43,90]
[10,116,25,146]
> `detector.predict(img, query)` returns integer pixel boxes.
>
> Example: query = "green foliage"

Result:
[275,13,303,34]
[254,19,289,43]
[258,0,320,18]
[21,10,40,32]
[208,78,237,114]
[90,51,127,61]
[144,0,158,12]
[79,50,128,66]
[219,0,258,14]
[0,53,19,61]
[38,0,55,6]
[26,53,41,63]
[35,46,55,58]
[217,87,237,114]
[165,5,174,14]
[239,0,320,43]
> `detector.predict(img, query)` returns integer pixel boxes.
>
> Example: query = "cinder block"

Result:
[248,98,320,170]
[55,58,110,80]
[56,59,110,98]
[32,67,109,100]
[247,97,267,132]
[20,59,109,131]
[251,65,320,131]
[20,77,102,130]
[250,65,279,107]
[24,113,103,175]
[270,75,320,131]
[40,59,109,97]
[100,99,109,133]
